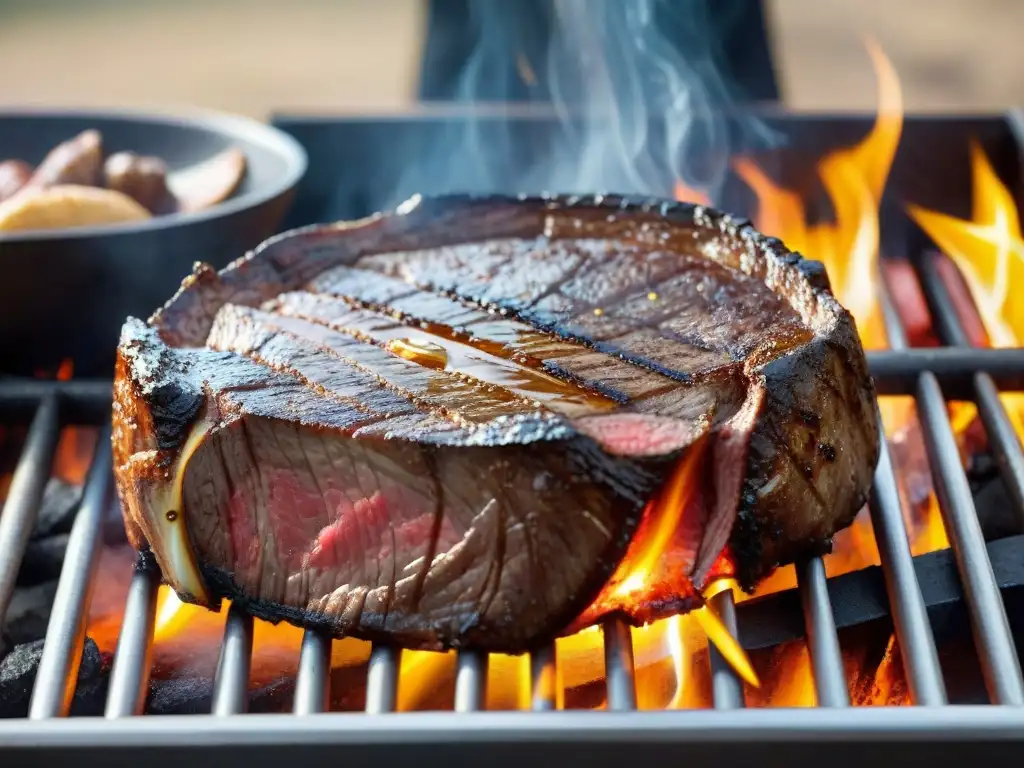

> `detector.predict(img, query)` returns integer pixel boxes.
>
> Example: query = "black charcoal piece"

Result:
[17,534,70,586]
[250,676,296,713]
[0,641,40,717]
[2,580,57,645]
[145,677,212,715]
[69,637,107,716]
[145,676,296,715]
[32,478,82,540]
[0,636,105,718]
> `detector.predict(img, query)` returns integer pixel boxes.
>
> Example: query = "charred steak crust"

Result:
[113,193,880,651]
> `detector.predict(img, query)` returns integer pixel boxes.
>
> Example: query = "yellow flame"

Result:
[908,141,1024,438]
[693,603,759,688]
[613,436,708,597]
[735,38,902,352]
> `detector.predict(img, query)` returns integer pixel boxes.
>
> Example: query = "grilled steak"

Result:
[112,194,880,652]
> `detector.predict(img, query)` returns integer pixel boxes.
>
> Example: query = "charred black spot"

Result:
[120,318,205,450]
[729,479,765,592]
[802,464,814,479]
[148,380,204,450]
[818,442,837,462]
[799,409,820,427]
[134,547,160,575]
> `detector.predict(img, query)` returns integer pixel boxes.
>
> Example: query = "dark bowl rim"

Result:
[0,105,308,243]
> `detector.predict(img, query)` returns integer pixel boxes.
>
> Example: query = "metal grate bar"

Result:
[0,394,59,625]
[917,255,1024,529]
[0,380,111,421]
[211,606,254,715]
[707,590,745,709]
[530,644,558,711]
[868,275,948,704]
[879,276,1024,705]
[105,568,159,717]
[4,705,1024,760]
[868,347,1024,397]
[364,644,401,713]
[915,373,1024,703]
[293,631,332,715]
[973,374,1024,526]
[453,651,488,712]
[867,431,947,705]
[29,430,113,719]
[797,557,850,707]
[602,618,637,711]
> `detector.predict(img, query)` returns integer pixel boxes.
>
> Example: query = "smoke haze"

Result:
[390,0,776,206]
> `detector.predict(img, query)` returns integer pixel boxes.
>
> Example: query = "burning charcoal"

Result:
[33,477,82,540]
[250,677,296,713]
[17,534,69,586]
[69,637,108,717]
[2,580,57,645]
[0,636,105,718]
[327,663,373,711]
[0,641,40,717]
[966,450,999,493]
[974,479,1018,542]
[145,675,296,715]
[145,677,212,715]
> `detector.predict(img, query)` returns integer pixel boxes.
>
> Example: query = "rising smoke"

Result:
[387,0,777,207]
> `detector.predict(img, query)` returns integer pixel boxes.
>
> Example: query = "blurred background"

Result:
[0,0,1018,116]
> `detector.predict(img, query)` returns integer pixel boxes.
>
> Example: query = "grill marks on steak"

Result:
[208,304,551,425]
[356,237,811,373]
[114,195,880,652]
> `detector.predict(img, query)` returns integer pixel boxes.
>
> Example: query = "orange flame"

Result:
[735,38,901,353]
[908,141,1024,438]
[604,436,709,603]
[150,587,371,686]
[47,360,98,485]
[673,180,710,206]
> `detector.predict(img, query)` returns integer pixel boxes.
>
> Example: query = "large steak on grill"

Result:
[112,194,880,652]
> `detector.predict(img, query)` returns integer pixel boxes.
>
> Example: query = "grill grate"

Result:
[1,254,1024,765]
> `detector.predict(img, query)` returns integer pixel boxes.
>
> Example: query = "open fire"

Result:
[1,42,1019,716]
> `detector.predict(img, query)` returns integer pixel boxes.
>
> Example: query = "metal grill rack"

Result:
[2,254,1024,767]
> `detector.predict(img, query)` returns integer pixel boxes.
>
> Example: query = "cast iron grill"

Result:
[1,254,1024,765]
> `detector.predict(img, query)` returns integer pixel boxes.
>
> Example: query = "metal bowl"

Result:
[0,107,307,377]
